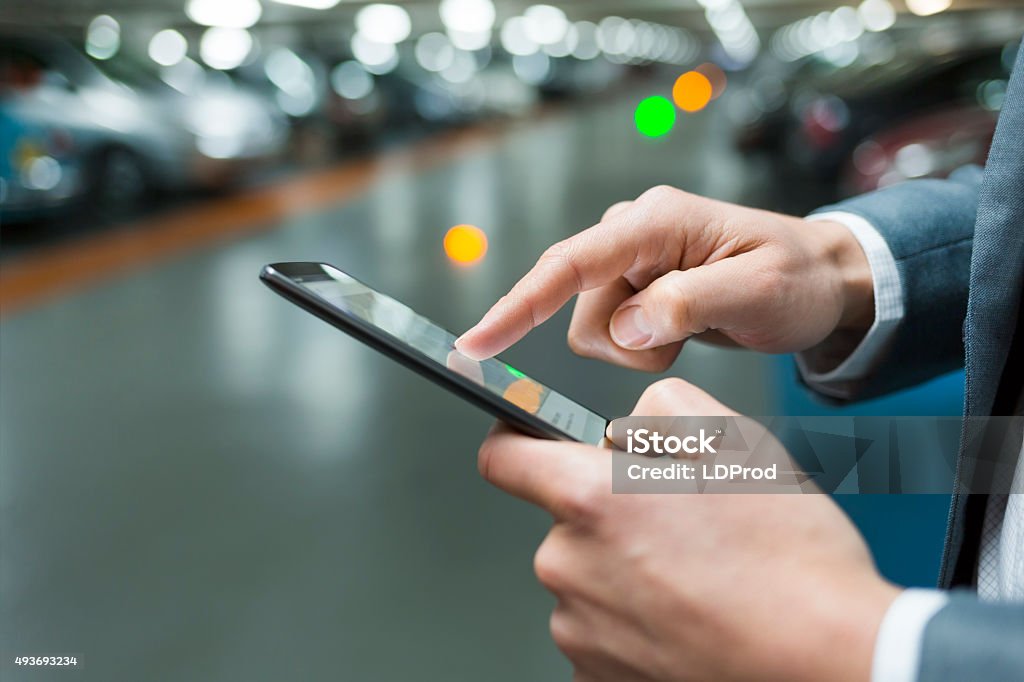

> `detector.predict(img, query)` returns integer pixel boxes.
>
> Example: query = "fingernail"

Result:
[610,306,653,349]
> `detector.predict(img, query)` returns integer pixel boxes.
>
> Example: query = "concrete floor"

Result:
[1,96,778,680]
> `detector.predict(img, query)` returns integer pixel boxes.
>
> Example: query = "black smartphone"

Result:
[260,262,608,444]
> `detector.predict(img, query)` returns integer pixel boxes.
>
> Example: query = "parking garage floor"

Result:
[1,96,779,681]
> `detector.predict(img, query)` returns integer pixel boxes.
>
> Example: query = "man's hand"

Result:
[478,378,899,682]
[457,186,873,371]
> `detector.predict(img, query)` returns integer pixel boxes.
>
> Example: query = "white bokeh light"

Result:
[440,50,477,83]
[500,16,538,56]
[571,21,600,60]
[148,29,188,67]
[439,0,496,34]
[906,0,952,17]
[858,0,896,32]
[416,33,455,72]
[86,15,120,60]
[512,51,551,85]
[272,0,341,8]
[186,0,262,29]
[200,27,253,70]
[351,33,399,74]
[522,5,569,46]
[331,61,374,99]
[355,4,412,45]
[448,29,491,51]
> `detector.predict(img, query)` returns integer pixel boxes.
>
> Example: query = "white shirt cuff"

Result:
[797,211,905,397]
[871,588,949,682]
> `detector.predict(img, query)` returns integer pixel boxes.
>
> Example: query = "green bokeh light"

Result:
[634,96,676,138]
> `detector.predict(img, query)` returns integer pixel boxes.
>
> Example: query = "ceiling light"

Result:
[271,0,341,8]
[85,15,120,60]
[199,27,253,69]
[905,0,952,17]
[858,0,896,32]
[148,29,188,67]
[500,16,538,56]
[439,0,495,34]
[355,4,412,44]
[522,5,569,46]
[351,32,400,74]
[186,0,262,29]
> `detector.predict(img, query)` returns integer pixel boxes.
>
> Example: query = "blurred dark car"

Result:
[323,63,416,149]
[841,103,997,196]
[734,58,876,154]
[738,44,1014,181]
[0,31,288,221]
[791,47,1009,177]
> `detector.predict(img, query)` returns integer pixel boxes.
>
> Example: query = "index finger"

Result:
[455,221,643,360]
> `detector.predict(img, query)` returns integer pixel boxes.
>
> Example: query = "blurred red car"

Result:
[841,103,998,196]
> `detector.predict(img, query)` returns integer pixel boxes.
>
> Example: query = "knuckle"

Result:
[549,608,584,659]
[601,200,632,222]
[649,274,696,332]
[540,239,584,290]
[566,323,599,358]
[649,270,685,301]
[639,184,679,203]
[643,377,694,406]
[533,538,568,592]
[565,327,589,355]
[541,238,573,264]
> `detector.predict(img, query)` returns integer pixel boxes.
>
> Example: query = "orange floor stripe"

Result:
[0,124,502,317]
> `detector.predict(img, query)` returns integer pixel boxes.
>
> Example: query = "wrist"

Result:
[799,576,902,682]
[809,218,875,333]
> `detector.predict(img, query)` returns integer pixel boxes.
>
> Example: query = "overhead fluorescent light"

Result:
[271,0,342,9]
[186,0,262,28]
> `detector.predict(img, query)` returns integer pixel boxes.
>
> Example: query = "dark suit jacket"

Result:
[810,41,1024,680]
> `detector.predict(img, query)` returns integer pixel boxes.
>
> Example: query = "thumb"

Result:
[609,255,763,350]
[605,377,736,451]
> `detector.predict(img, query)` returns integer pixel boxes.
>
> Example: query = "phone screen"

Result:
[290,264,607,444]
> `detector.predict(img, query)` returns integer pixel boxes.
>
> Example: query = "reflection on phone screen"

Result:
[297,266,606,443]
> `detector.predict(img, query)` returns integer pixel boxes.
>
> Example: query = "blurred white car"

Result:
[1,31,289,220]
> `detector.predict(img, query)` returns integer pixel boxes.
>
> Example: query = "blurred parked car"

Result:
[737,43,1014,182]
[0,31,288,222]
[840,103,997,196]
[733,58,876,154]
[791,47,1009,177]
[96,50,290,186]
[0,96,85,222]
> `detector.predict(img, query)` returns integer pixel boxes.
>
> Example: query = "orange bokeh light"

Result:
[672,71,713,113]
[444,224,488,264]
[694,62,727,100]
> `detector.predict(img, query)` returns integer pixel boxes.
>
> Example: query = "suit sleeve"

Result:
[805,165,983,401]
[916,590,1024,681]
